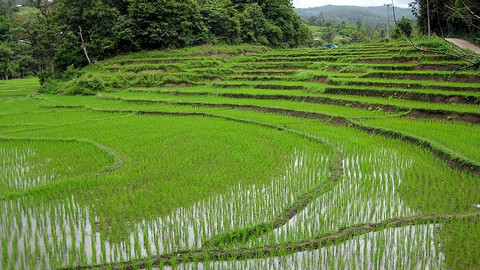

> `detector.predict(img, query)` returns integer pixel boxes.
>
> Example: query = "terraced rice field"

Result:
[1,41,479,269]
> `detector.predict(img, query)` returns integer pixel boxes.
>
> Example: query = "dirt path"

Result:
[445,38,480,54]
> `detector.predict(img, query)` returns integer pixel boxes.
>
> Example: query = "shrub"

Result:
[64,75,105,95]
[60,65,83,81]
[37,70,54,86]
[394,17,413,38]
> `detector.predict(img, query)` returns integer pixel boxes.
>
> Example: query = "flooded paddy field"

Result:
[1,41,479,269]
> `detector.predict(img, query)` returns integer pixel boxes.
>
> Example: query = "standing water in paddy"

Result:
[0,149,331,268]
[247,149,416,246]
[165,224,444,270]
[0,147,56,192]
[0,140,115,198]
[1,20,479,268]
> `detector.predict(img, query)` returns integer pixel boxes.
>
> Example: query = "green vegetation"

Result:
[297,5,416,46]
[361,118,480,163]
[1,40,479,270]
[295,5,414,26]
[392,17,413,38]
[0,77,37,100]
[0,0,311,81]
[411,0,480,41]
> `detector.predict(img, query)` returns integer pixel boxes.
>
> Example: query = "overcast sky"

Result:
[292,0,412,8]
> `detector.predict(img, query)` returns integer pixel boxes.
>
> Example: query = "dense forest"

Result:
[1,0,479,81]
[0,0,311,80]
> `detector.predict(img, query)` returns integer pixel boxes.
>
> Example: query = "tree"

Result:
[307,16,318,26]
[404,0,479,68]
[232,0,312,46]
[200,0,241,44]
[0,8,12,41]
[410,0,480,40]
[128,0,207,49]
[445,0,480,36]
[12,43,37,77]
[30,0,56,77]
[0,43,15,79]
[321,27,335,43]
[237,3,268,44]
[51,0,121,68]
[1,0,314,80]
[349,30,366,43]
[394,16,413,38]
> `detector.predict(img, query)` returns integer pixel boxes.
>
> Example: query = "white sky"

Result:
[292,0,411,8]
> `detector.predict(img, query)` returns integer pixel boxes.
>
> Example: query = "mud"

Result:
[324,87,480,105]
[407,109,480,124]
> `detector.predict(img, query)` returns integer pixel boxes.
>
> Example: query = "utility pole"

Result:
[426,0,431,38]
[384,3,392,39]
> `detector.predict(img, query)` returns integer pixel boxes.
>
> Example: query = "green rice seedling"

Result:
[0,139,116,197]
[1,112,334,267]
[328,76,480,92]
[96,91,392,118]
[170,225,443,269]
[0,78,39,101]
[2,42,479,269]
[246,148,416,246]
[360,117,480,164]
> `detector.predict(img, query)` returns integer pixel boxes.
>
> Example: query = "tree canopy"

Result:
[0,0,311,80]
[410,0,480,41]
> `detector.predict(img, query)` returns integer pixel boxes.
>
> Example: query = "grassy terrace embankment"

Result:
[1,40,480,269]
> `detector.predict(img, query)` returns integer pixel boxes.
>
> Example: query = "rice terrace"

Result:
[0,38,479,269]
[1,0,480,269]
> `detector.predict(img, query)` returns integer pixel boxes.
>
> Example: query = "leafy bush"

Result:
[37,70,53,86]
[64,74,105,95]
[37,82,57,94]
[392,17,413,39]
[60,65,83,81]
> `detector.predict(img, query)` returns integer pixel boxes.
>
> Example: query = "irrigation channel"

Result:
[1,41,479,269]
